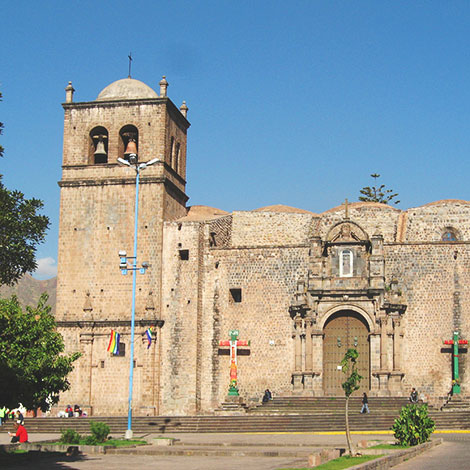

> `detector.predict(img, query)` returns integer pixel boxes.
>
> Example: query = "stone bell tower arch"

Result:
[56,76,190,415]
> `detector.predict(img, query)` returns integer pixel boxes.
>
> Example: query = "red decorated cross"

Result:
[219,329,250,396]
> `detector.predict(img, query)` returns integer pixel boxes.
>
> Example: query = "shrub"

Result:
[90,421,110,443]
[59,429,81,444]
[83,435,98,445]
[392,404,435,446]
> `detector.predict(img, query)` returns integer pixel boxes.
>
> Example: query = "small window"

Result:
[179,249,189,260]
[339,249,353,277]
[100,360,105,368]
[442,229,458,242]
[230,288,242,303]
[169,137,174,167]
[175,143,180,173]
[117,342,126,357]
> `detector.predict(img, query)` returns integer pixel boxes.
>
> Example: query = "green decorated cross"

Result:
[443,331,468,394]
[219,329,250,396]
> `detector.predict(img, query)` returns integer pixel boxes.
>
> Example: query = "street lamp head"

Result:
[117,158,131,166]
[146,157,161,166]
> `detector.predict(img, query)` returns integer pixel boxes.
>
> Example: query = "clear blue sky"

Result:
[1,1,470,279]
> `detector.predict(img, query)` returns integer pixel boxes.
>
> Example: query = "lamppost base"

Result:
[125,429,134,440]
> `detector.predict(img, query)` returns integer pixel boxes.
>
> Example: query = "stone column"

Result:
[79,332,94,414]
[389,317,405,395]
[305,318,313,371]
[295,316,303,372]
[380,317,389,371]
[311,330,324,396]
[293,316,304,391]
[393,318,403,371]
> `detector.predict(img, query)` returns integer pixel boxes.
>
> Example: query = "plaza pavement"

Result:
[0,430,467,469]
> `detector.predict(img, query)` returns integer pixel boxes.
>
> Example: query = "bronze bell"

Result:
[124,138,138,158]
[94,138,107,158]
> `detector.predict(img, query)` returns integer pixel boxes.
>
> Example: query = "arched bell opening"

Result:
[89,126,108,164]
[322,310,370,395]
[119,125,139,162]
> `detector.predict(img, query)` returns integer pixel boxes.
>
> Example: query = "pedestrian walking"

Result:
[361,392,370,413]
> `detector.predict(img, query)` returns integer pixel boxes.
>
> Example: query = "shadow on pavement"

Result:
[0,449,97,469]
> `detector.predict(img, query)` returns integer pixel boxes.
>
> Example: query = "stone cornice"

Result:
[62,97,190,130]
[56,319,164,328]
[58,174,189,203]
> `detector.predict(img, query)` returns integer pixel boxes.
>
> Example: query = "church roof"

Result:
[96,78,158,101]
[253,204,316,214]
[177,205,229,221]
[322,201,401,214]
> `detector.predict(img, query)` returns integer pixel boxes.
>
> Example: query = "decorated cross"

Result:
[219,329,250,396]
[443,331,468,394]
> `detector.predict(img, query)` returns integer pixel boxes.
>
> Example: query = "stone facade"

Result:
[56,77,470,416]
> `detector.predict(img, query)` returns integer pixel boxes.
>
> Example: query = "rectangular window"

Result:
[230,288,242,303]
[340,249,353,277]
[179,249,189,260]
[117,342,126,357]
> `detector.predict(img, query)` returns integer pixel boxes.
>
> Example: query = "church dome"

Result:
[96,78,158,101]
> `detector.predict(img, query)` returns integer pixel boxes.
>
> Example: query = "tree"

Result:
[0,91,49,285]
[0,294,80,411]
[341,348,363,456]
[359,173,400,205]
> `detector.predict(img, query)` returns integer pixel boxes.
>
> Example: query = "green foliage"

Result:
[0,294,81,411]
[359,173,400,205]
[341,348,363,397]
[392,404,435,446]
[83,435,98,445]
[0,175,50,286]
[59,429,81,444]
[90,421,110,443]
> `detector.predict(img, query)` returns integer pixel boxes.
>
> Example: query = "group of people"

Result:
[0,406,25,426]
[0,405,28,443]
[58,404,84,418]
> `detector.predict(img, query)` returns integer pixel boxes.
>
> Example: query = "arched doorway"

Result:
[323,310,370,395]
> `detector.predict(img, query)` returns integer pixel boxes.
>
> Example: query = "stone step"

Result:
[4,410,470,434]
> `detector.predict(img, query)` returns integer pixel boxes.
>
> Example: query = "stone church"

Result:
[56,75,470,416]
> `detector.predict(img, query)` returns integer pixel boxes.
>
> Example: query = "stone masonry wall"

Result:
[231,211,313,247]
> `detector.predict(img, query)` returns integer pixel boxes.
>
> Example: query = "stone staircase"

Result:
[4,397,470,434]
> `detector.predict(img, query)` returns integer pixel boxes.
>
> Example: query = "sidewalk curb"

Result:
[346,439,442,470]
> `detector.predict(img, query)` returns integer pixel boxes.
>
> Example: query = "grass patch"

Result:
[8,448,28,454]
[47,438,147,447]
[370,443,409,449]
[278,454,383,470]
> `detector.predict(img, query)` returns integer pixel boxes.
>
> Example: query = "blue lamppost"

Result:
[117,153,160,439]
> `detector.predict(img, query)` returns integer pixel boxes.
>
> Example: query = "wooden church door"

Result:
[323,310,370,395]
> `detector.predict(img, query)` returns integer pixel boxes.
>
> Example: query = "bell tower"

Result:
[56,77,190,415]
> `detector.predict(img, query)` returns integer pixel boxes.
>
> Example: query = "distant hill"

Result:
[0,274,57,315]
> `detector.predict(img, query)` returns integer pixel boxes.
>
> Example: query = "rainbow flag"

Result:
[107,330,120,355]
[145,327,154,349]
